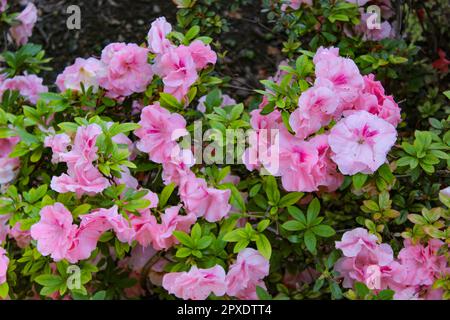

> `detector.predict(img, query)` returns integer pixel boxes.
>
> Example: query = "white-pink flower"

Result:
[328,110,397,175]
[147,17,173,54]
[56,57,104,93]
[0,74,48,104]
[9,3,37,45]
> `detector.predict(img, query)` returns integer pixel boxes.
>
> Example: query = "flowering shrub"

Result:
[0,0,448,301]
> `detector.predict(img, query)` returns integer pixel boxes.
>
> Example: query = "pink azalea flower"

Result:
[234,280,267,300]
[140,205,196,250]
[163,265,227,300]
[51,162,110,197]
[335,228,381,258]
[188,40,217,70]
[309,134,344,192]
[271,130,319,192]
[0,247,8,284]
[351,74,401,127]
[147,17,173,54]
[397,239,449,287]
[135,104,188,164]
[9,3,37,45]
[9,222,31,248]
[98,43,153,97]
[242,108,282,171]
[51,124,110,197]
[314,48,364,105]
[289,79,338,139]
[179,174,231,222]
[328,110,397,175]
[56,57,104,93]
[44,133,71,163]
[162,148,195,185]
[226,248,270,298]
[30,203,78,261]
[334,228,403,290]
[153,45,198,101]
[0,136,20,184]
[0,74,48,104]
[66,206,134,263]
[313,46,340,65]
[130,211,159,248]
[59,124,102,165]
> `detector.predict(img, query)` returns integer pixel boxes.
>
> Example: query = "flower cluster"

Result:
[0,74,48,105]
[56,17,215,101]
[244,47,400,192]
[335,228,449,299]
[135,104,232,222]
[163,248,269,300]
[149,17,217,100]
[46,124,111,197]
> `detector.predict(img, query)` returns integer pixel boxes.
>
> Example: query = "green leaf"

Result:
[197,236,213,250]
[281,220,305,231]
[0,282,9,299]
[352,173,368,190]
[233,240,249,253]
[329,281,343,300]
[354,282,370,298]
[34,274,64,287]
[191,223,202,241]
[306,198,320,225]
[265,176,280,205]
[255,234,272,259]
[278,192,304,207]
[176,247,192,258]
[185,25,200,42]
[257,219,271,232]
[159,92,183,109]
[256,286,272,300]
[287,206,306,224]
[311,225,336,237]
[159,183,176,208]
[172,231,194,248]
[304,230,317,254]
[223,229,246,242]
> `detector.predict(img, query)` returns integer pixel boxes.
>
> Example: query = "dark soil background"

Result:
[9,0,283,99]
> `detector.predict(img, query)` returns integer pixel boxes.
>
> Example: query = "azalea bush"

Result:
[0,0,449,301]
